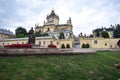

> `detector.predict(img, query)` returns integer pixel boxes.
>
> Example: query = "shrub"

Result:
[82,43,86,48]
[4,44,32,48]
[86,44,90,48]
[66,44,70,48]
[48,44,57,48]
[61,44,65,48]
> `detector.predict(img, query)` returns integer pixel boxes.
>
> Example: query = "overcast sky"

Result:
[0,0,120,36]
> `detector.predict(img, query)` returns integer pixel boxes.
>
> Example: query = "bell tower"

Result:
[45,10,59,25]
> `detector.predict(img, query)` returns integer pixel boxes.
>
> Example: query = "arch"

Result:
[117,40,120,48]
[66,44,70,48]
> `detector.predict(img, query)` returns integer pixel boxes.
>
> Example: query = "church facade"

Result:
[0,10,120,49]
[35,10,73,39]
[0,10,73,48]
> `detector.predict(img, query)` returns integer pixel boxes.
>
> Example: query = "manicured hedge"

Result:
[4,44,32,48]
[48,44,57,48]
[61,44,65,48]
[82,43,90,48]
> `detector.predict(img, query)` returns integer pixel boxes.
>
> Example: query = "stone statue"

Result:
[28,27,35,44]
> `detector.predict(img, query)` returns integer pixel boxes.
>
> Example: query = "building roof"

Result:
[93,27,114,32]
[43,23,72,27]
[0,28,14,36]
[46,10,59,20]
[1,36,53,41]
[57,24,72,26]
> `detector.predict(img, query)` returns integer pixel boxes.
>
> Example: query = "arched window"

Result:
[117,40,120,48]
[39,41,41,45]
[43,41,45,45]
[94,40,98,44]
[66,44,70,48]
[48,28,49,31]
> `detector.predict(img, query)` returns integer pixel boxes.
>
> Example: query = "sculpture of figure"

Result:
[28,27,35,44]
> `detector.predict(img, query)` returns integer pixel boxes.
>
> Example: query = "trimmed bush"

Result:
[61,44,65,48]
[66,44,70,48]
[4,44,32,48]
[82,43,90,48]
[86,44,90,48]
[48,44,57,48]
[82,43,86,48]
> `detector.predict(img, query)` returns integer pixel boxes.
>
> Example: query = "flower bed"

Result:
[48,44,57,48]
[4,44,32,48]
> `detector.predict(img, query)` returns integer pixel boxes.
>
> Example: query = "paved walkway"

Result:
[0,48,119,56]
[68,48,120,54]
[65,48,96,54]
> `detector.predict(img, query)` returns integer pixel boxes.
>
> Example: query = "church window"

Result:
[50,41,52,44]
[94,40,98,44]
[39,41,41,45]
[48,28,49,31]
[2,43,4,46]
[105,43,107,46]
[57,42,59,45]
[43,41,45,45]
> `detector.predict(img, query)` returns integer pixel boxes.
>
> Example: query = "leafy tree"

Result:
[59,32,65,39]
[35,30,42,37]
[101,31,109,38]
[114,24,120,38]
[15,27,27,38]
[61,44,65,48]
[82,43,86,48]
[16,34,26,38]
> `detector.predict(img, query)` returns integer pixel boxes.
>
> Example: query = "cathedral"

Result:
[35,10,73,39]
[0,10,73,48]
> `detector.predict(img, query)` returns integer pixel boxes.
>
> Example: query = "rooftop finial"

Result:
[51,10,55,15]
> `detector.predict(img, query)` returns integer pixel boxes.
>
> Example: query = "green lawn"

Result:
[0,52,120,80]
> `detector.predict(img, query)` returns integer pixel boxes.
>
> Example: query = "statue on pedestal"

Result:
[28,27,35,44]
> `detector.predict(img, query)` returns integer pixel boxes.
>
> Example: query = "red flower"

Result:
[48,44,57,48]
[4,44,32,48]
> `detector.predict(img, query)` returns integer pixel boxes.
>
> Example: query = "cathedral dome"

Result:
[46,10,59,20]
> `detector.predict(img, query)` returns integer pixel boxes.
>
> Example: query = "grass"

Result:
[0,51,120,80]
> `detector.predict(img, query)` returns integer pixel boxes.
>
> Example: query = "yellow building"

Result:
[0,10,73,48]
[35,10,73,39]
[80,37,120,49]
[0,37,73,48]
[0,28,14,39]
[1,10,119,49]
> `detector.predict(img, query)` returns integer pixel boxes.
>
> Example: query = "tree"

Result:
[16,34,25,38]
[101,31,109,38]
[35,30,42,37]
[15,27,27,38]
[114,24,120,38]
[59,32,65,39]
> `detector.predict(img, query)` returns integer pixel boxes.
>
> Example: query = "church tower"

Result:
[45,10,59,25]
